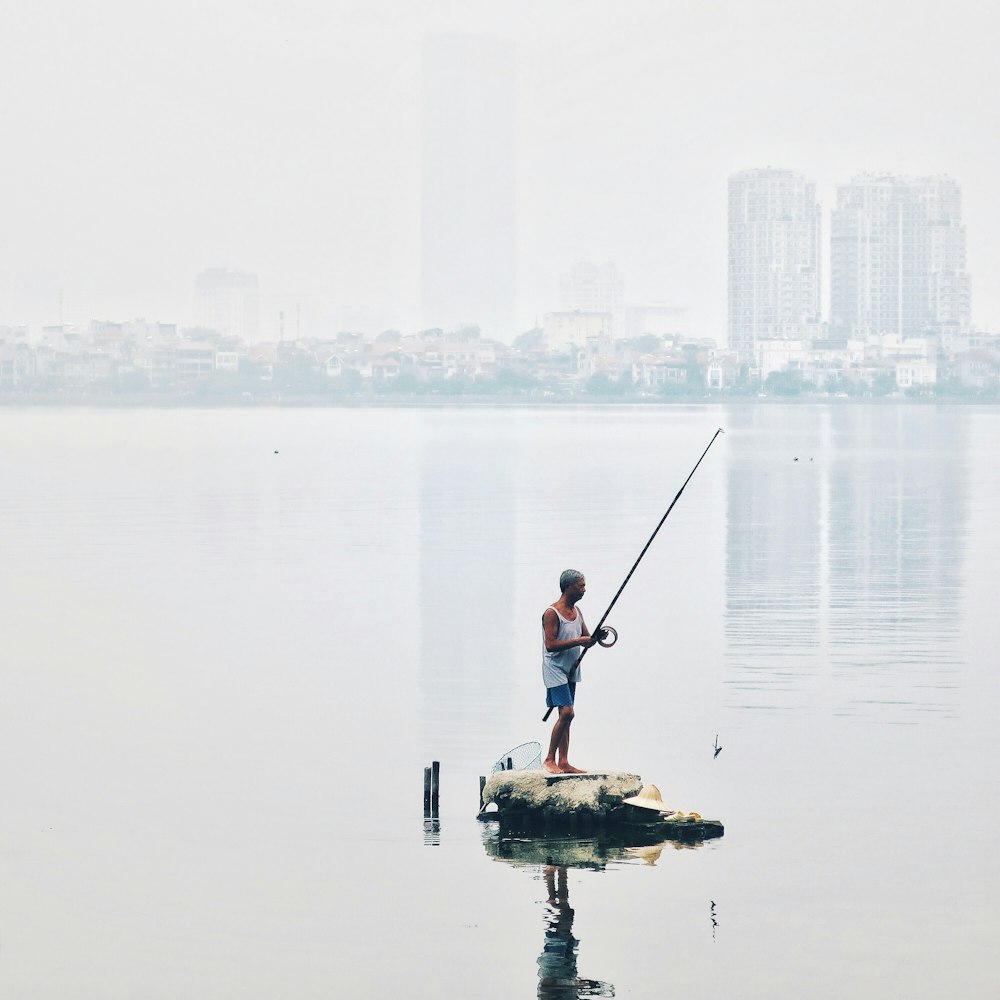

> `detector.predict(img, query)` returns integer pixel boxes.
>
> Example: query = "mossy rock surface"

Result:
[483,770,643,818]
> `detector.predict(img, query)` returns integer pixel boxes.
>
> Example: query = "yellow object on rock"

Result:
[622,784,674,813]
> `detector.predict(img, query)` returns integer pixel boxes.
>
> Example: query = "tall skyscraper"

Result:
[728,168,822,360]
[421,34,516,340]
[559,262,625,338]
[830,175,970,339]
[194,268,260,341]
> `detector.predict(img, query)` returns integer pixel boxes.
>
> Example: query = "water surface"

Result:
[1,404,997,998]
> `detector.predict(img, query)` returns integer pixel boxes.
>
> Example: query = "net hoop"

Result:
[491,741,543,774]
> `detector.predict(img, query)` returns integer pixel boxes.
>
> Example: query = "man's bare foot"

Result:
[543,759,562,774]
[559,764,586,774]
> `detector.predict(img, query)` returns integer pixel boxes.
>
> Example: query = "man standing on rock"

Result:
[542,569,598,775]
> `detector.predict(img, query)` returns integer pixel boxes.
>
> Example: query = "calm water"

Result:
[2,404,998,998]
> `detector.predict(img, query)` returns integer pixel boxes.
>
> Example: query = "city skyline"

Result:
[1,2,998,341]
[7,164,982,349]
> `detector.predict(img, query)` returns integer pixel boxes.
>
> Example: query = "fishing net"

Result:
[491,741,542,774]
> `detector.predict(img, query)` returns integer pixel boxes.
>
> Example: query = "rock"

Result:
[482,770,642,818]
[480,769,725,842]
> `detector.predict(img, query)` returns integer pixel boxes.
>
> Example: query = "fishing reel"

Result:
[596,626,618,648]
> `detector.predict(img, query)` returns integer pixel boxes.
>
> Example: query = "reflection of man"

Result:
[542,570,597,775]
[537,866,614,999]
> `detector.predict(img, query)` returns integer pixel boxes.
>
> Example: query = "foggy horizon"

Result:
[2,1,998,342]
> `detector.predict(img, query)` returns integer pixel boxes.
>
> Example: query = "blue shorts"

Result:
[546,683,576,708]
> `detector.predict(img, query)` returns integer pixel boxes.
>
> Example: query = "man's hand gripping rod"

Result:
[542,427,725,721]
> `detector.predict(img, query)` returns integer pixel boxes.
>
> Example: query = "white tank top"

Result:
[542,605,583,687]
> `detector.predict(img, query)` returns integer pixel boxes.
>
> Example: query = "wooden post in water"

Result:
[430,761,440,816]
[423,766,432,815]
[479,775,486,811]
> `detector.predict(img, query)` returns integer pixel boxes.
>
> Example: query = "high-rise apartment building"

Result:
[830,175,970,339]
[194,268,260,341]
[728,168,822,360]
[421,34,516,340]
[560,262,625,338]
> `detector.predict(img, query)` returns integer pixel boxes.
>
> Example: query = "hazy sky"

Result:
[2,0,997,340]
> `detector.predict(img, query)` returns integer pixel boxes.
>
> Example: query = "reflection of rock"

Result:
[481,825,697,871]
[485,832,632,870]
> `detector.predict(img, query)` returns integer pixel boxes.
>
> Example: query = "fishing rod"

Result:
[543,426,725,722]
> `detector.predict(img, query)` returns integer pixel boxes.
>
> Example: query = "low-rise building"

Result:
[176,343,216,381]
[215,351,240,373]
[0,343,35,387]
[632,355,689,389]
[954,350,1000,390]
[894,360,937,389]
[543,311,613,355]
[756,339,805,378]
[866,333,930,361]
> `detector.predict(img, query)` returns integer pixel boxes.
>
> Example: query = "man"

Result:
[542,569,597,775]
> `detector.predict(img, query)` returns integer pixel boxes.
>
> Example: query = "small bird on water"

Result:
[713,735,723,758]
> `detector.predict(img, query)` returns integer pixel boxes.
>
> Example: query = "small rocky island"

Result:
[479,769,724,842]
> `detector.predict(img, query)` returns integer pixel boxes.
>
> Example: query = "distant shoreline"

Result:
[1,392,996,408]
